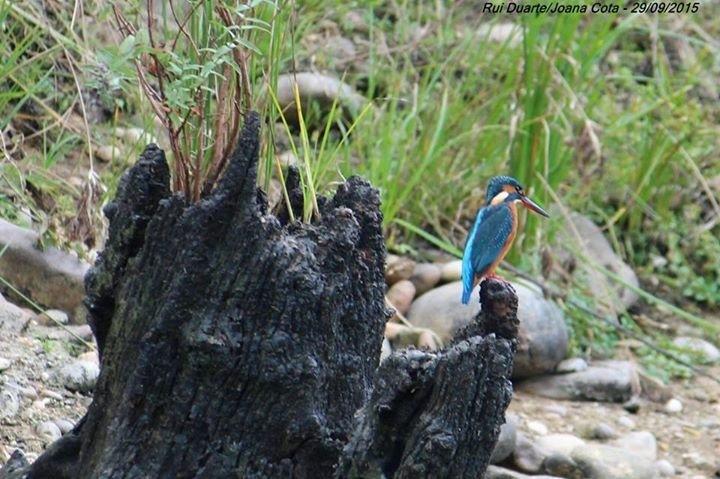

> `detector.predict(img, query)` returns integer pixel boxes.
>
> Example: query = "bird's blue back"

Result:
[461,204,514,304]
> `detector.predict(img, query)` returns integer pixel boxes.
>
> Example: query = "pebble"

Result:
[526,420,548,436]
[585,422,618,440]
[408,263,442,296]
[385,280,416,316]
[617,416,636,428]
[54,418,74,435]
[40,388,64,401]
[664,398,683,414]
[0,357,11,371]
[555,357,588,373]
[56,360,100,393]
[0,388,20,419]
[490,414,518,464]
[36,309,69,326]
[542,404,567,417]
[535,433,585,456]
[440,260,462,282]
[655,459,675,477]
[672,336,720,362]
[385,255,415,285]
[611,431,657,460]
[36,420,62,443]
[94,145,122,163]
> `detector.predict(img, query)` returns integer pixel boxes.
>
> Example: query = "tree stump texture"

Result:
[1,113,518,479]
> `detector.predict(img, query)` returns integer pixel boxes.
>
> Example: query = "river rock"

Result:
[407,280,567,378]
[36,420,62,444]
[54,418,75,435]
[664,398,683,414]
[536,433,586,456]
[0,388,20,420]
[655,459,675,477]
[570,444,658,479]
[440,260,462,282]
[385,255,415,285]
[491,414,518,464]
[409,263,442,296]
[0,294,33,332]
[513,433,545,473]
[610,431,657,460]
[517,360,640,402]
[558,213,639,312]
[36,309,69,326]
[555,357,588,373]
[56,360,99,393]
[672,336,720,363]
[484,465,563,479]
[0,220,89,322]
[385,280,415,315]
[275,72,366,124]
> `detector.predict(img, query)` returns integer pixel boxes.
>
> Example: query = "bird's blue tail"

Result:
[461,286,471,305]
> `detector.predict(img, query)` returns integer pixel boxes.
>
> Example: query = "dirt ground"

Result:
[1,324,719,477]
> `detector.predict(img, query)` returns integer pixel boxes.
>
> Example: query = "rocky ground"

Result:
[2,215,720,478]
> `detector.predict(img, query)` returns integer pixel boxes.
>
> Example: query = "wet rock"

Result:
[409,263,442,295]
[0,220,89,322]
[0,294,33,332]
[0,388,20,420]
[517,360,640,402]
[672,336,720,363]
[36,420,62,444]
[36,309,69,326]
[571,444,658,479]
[484,465,563,479]
[558,213,639,312]
[556,357,588,373]
[56,360,99,393]
[491,414,518,464]
[385,255,415,285]
[385,279,415,316]
[440,260,462,282]
[407,280,567,378]
[610,431,656,460]
[664,398,683,414]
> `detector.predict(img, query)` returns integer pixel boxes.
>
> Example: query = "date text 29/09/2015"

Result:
[482,2,700,14]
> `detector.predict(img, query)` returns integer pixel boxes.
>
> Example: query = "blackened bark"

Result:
[1,113,518,479]
[336,280,518,479]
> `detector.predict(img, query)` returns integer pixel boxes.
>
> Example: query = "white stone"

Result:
[664,398,683,414]
[526,420,548,436]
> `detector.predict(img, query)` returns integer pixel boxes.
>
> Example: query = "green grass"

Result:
[1,0,719,378]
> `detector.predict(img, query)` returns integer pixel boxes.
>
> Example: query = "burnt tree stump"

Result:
[1,113,518,479]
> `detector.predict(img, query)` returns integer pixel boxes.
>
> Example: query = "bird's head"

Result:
[485,176,549,218]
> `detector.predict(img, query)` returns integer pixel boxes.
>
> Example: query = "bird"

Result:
[461,176,549,304]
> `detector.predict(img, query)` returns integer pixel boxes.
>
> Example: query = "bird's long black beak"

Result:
[520,195,550,218]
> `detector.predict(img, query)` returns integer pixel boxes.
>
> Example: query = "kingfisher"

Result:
[461,176,549,304]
